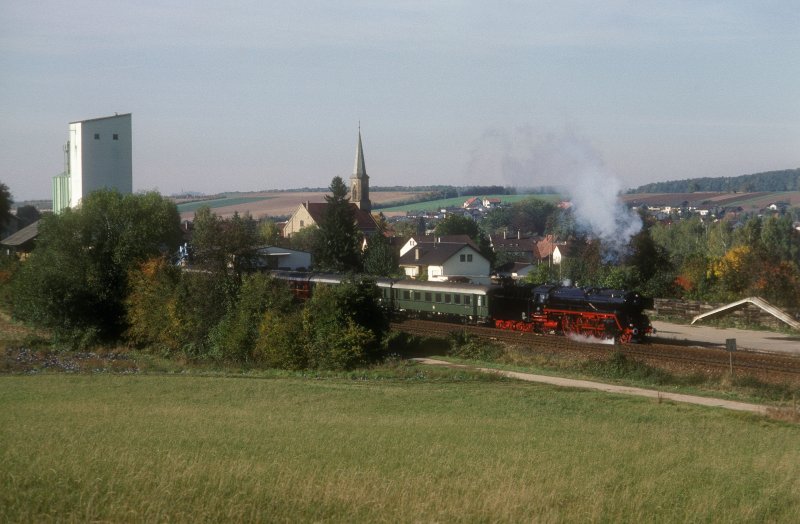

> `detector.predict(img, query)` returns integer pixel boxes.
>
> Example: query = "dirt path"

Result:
[412,358,769,415]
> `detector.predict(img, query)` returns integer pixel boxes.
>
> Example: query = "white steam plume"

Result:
[466,126,641,259]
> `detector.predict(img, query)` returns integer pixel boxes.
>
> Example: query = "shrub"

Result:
[255,309,308,370]
[207,273,295,363]
[448,330,503,361]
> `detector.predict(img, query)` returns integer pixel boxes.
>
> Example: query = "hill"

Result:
[630,168,800,194]
[175,190,428,221]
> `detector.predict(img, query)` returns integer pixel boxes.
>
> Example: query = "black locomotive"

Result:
[490,283,654,342]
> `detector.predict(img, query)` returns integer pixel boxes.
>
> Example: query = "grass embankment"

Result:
[2,372,800,522]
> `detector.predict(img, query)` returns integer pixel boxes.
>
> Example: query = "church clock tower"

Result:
[350,126,371,212]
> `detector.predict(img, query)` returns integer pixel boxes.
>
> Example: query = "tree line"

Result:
[629,169,800,194]
[2,180,389,369]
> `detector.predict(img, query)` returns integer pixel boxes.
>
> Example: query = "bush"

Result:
[448,330,503,361]
[301,279,388,370]
[207,273,295,363]
[255,309,308,370]
[126,259,234,358]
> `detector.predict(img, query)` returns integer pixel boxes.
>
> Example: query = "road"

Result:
[652,320,800,356]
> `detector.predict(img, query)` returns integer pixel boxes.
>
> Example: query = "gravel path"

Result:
[652,320,800,356]
[412,358,769,415]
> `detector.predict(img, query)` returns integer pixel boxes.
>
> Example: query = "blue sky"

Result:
[1,1,798,201]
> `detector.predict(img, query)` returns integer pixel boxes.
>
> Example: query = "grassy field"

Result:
[175,195,276,213]
[2,373,799,522]
[378,193,561,213]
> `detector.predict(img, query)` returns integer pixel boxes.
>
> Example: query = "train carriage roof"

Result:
[391,279,493,295]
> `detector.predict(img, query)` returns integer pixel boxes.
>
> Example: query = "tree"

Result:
[434,214,494,264]
[15,205,40,227]
[363,233,398,276]
[302,278,388,369]
[208,273,296,363]
[0,182,12,229]
[434,214,480,239]
[314,176,363,272]
[189,207,261,272]
[12,190,182,346]
[289,224,319,253]
[257,219,284,246]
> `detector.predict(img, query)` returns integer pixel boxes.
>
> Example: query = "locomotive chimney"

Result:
[503,230,507,239]
[415,248,420,260]
[517,230,521,239]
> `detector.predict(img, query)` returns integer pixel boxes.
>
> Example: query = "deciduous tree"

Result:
[12,190,182,346]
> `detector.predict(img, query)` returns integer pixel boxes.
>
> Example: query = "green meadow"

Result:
[2,373,798,522]
[378,194,560,213]
[176,196,274,213]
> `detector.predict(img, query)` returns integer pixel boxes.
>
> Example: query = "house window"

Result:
[460,254,465,262]
[94,133,100,140]
[467,254,473,262]
[113,134,119,140]
[300,220,304,227]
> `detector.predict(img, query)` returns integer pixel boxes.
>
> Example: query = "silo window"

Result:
[94,133,100,140]
[113,134,119,140]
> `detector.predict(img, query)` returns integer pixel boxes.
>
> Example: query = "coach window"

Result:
[477,296,483,306]
[454,295,461,304]
[435,293,442,302]
[445,294,451,303]
[403,290,410,300]
[464,296,471,305]
[425,292,432,302]
[414,291,421,300]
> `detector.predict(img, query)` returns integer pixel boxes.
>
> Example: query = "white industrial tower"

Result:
[53,113,132,213]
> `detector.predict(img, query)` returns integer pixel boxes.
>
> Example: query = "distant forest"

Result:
[629,169,800,194]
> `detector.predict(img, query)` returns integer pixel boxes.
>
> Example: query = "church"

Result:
[282,128,378,238]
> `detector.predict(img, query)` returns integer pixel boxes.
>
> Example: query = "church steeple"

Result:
[350,124,371,211]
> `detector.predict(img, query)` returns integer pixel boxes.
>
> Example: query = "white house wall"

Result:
[429,246,491,284]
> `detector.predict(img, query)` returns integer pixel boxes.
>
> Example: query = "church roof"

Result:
[303,202,377,232]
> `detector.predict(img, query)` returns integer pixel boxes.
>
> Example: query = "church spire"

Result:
[350,124,371,211]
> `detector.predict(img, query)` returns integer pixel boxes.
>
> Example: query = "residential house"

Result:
[398,235,491,284]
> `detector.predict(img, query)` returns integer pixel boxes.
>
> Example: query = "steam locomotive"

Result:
[271,272,654,343]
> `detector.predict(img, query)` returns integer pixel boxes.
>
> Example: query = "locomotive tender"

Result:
[271,271,654,343]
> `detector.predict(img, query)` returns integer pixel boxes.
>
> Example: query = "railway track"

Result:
[390,318,800,380]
